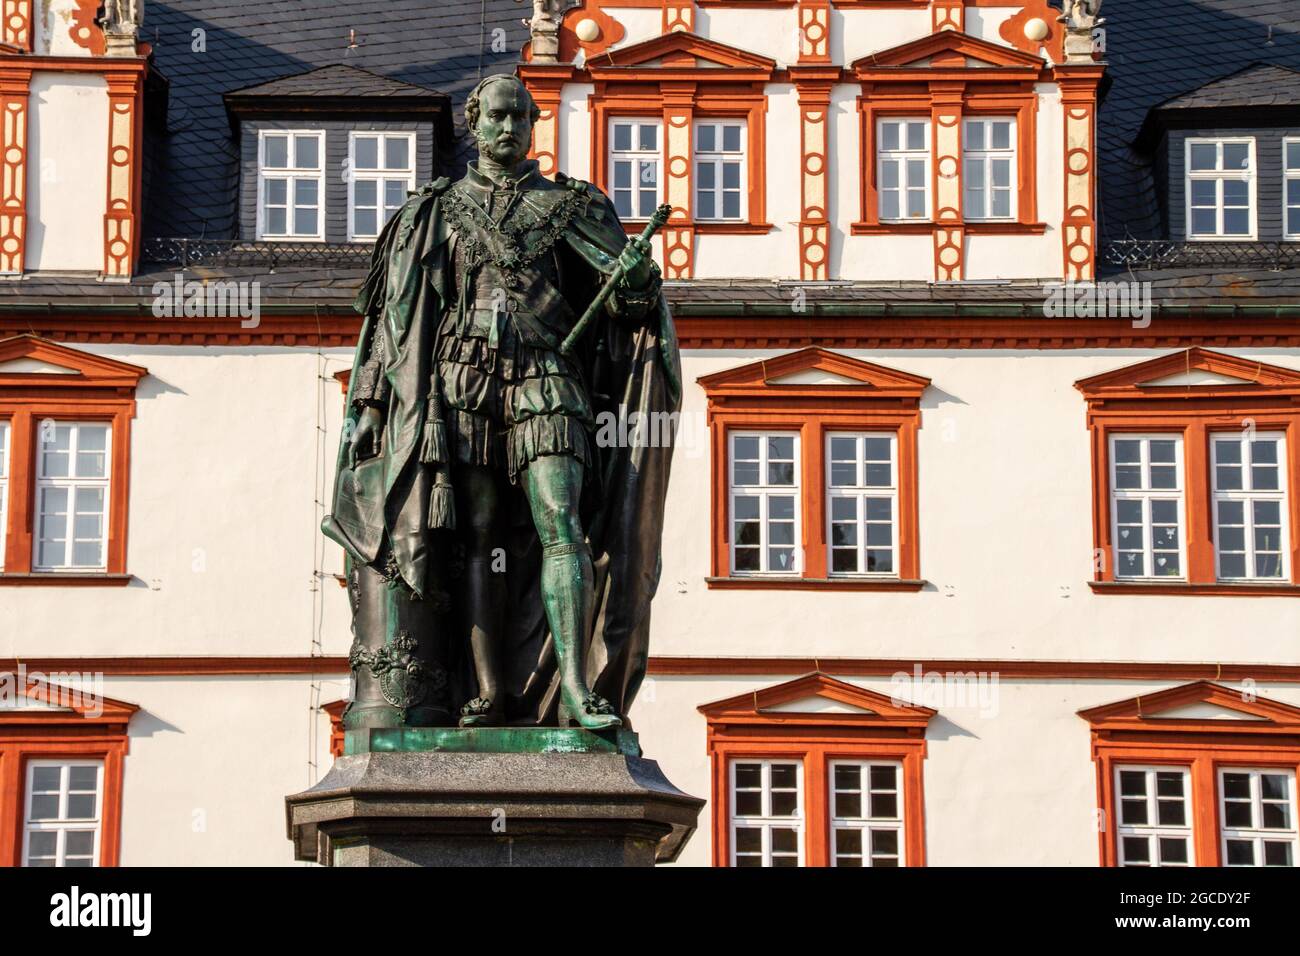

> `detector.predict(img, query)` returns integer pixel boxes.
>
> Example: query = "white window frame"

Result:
[22,760,104,867]
[1211,431,1289,582]
[347,132,417,242]
[728,431,801,576]
[257,129,326,242]
[608,118,662,222]
[826,431,898,578]
[693,119,747,223]
[0,419,8,573]
[1114,765,1194,867]
[1285,137,1300,242]
[877,118,931,222]
[729,758,804,867]
[1109,433,1187,580]
[33,420,111,573]
[1219,767,1298,867]
[1185,137,1257,241]
[962,117,1017,222]
[829,759,905,867]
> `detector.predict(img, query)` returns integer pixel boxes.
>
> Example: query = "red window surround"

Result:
[699,347,928,590]
[0,335,145,584]
[1076,348,1300,596]
[700,672,934,867]
[1081,681,1300,867]
[851,31,1047,238]
[0,676,136,867]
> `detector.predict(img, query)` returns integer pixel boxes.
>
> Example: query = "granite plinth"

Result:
[286,745,703,867]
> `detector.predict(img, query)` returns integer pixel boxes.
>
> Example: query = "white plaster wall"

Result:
[835,9,932,65]
[34,0,95,57]
[965,7,1021,48]
[632,676,1300,867]
[656,349,1300,665]
[558,82,595,181]
[0,347,356,659]
[11,346,1300,668]
[26,72,108,272]
[694,8,800,67]
[602,7,661,51]
[105,674,347,866]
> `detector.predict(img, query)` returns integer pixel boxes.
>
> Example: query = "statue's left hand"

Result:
[618,237,653,290]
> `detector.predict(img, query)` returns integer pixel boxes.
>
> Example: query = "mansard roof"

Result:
[142,0,528,242]
[1156,62,1300,111]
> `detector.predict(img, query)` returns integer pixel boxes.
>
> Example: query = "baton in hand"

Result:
[559,203,672,357]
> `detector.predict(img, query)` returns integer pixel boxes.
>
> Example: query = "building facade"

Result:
[0,0,1298,868]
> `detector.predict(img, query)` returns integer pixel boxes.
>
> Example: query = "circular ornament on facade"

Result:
[575,18,601,43]
[112,146,129,165]
[805,242,825,265]
[5,147,20,165]
[669,246,689,268]
[2,236,18,254]
[668,115,688,128]
[1067,148,1090,174]
[805,154,824,175]
[938,156,958,178]
[669,156,688,177]
[1069,243,1090,264]
[110,238,128,257]
[939,245,960,267]
[1024,18,1049,42]
[804,22,825,43]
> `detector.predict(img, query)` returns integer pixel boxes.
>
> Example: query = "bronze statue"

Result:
[324,74,681,734]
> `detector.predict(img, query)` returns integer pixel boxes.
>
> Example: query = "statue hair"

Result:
[465,75,541,129]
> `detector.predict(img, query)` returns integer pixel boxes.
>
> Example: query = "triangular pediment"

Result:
[0,674,139,729]
[700,673,936,728]
[589,31,776,74]
[698,348,930,397]
[1075,348,1300,399]
[0,335,148,390]
[854,31,1044,73]
[1079,681,1300,734]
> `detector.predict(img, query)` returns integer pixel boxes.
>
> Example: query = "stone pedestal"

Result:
[286,729,704,867]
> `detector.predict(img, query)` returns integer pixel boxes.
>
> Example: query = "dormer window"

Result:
[348,133,416,240]
[1286,139,1300,240]
[1185,138,1255,240]
[224,65,451,245]
[257,131,325,241]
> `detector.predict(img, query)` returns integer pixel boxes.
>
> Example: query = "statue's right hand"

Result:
[349,407,385,468]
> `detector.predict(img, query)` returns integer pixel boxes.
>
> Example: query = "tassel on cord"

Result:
[420,392,448,464]
[428,467,456,530]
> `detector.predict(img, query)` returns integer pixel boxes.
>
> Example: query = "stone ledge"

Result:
[286,750,704,867]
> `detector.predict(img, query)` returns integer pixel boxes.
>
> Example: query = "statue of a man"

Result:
[325,75,680,734]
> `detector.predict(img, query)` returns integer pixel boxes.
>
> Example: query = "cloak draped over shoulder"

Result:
[324,165,682,724]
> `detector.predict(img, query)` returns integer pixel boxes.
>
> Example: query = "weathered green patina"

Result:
[323,75,681,741]
[346,727,643,758]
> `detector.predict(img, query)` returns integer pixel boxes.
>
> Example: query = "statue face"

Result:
[475,82,533,167]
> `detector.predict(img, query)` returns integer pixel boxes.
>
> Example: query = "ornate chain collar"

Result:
[441,184,585,276]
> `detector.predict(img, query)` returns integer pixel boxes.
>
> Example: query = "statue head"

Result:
[466,75,541,168]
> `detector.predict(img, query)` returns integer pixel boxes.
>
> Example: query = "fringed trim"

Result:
[428,469,456,531]
[446,409,504,469]
[507,413,592,484]
[420,400,448,465]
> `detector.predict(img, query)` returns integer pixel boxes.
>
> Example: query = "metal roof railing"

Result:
[1105,240,1300,271]
[141,238,375,269]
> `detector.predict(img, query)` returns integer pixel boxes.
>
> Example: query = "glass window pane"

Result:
[294,207,318,237]
[880,122,899,152]
[723,125,742,152]
[263,135,289,169]
[1223,143,1250,170]
[294,179,318,206]
[294,134,320,170]
[638,124,657,151]
[696,124,715,153]
[384,136,410,171]
[1189,143,1217,170]
[906,122,925,151]
[384,180,408,210]
[353,136,379,170]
